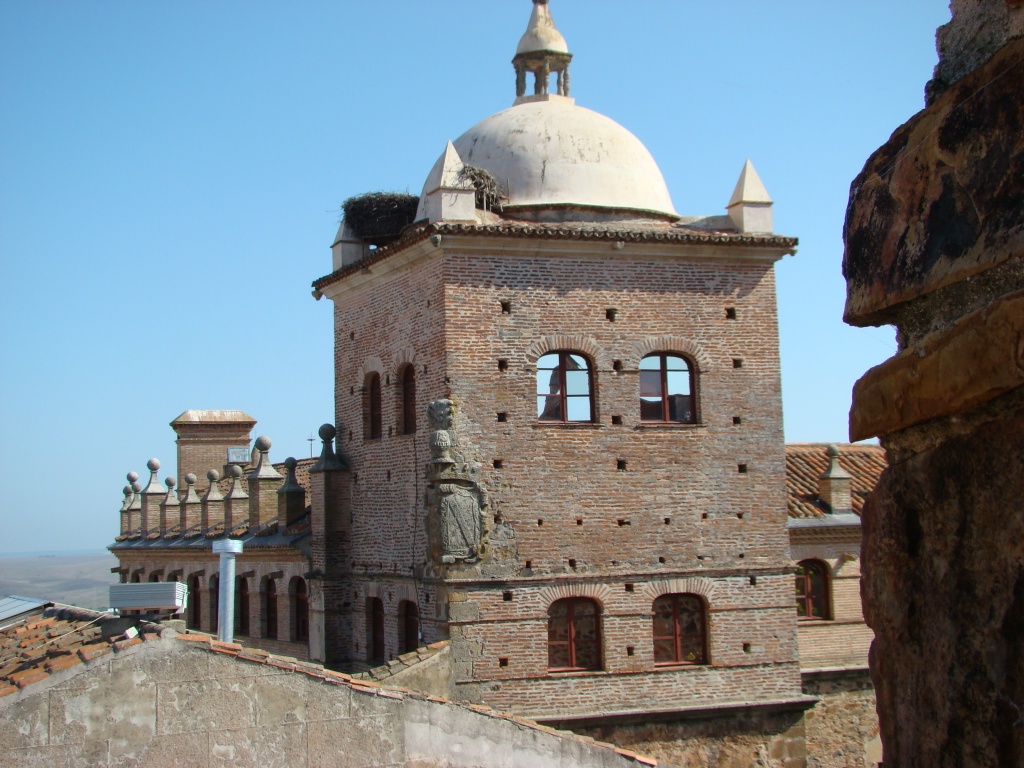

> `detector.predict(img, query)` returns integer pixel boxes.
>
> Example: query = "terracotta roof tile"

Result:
[0,606,163,695]
[786,443,887,519]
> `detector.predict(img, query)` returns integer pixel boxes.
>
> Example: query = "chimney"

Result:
[818,444,853,514]
[170,410,257,492]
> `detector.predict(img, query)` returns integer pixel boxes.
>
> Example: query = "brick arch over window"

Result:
[358,581,417,605]
[391,347,417,371]
[629,336,711,372]
[357,357,385,380]
[640,577,717,605]
[526,334,608,370]
[539,582,612,608]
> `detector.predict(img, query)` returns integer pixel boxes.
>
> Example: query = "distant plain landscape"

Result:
[0,551,119,610]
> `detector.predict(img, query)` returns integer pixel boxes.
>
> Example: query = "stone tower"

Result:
[312,0,805,727]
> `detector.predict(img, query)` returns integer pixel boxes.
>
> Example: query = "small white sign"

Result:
[227,446,250,464]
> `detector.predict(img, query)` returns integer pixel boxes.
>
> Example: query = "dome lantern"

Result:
[513,0,572,102]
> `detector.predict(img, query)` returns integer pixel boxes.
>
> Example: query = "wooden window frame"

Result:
[795,559,831,620]
[639,353,697,424]
[536,351,594,423]
[547,598,602,672]
[652,593,707,666]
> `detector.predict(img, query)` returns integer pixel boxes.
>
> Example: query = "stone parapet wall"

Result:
[1,635,652,767]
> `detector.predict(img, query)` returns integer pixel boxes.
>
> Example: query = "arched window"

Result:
[537,352,594,422]
[235,577,250,636]
[292,577,309,642]
[364,372,382,439]
[652,593,707,665]
[188,575,202,630]
[263,578,278,639]
[398,600,419,654]
[367,597,385,664]
[795,560,831,620]
[208,574,219,635]
[149,572,161,582]
[131,572,141,583]
[547,598,601,671]
[640,353,696,423]
[399,364,417,435]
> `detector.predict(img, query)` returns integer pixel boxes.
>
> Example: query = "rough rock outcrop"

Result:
[843,2,1024,765]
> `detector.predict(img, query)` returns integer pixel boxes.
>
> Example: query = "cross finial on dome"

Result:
[513,0,572,102]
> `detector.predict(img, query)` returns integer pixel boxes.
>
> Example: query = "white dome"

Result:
[441,97,678,219]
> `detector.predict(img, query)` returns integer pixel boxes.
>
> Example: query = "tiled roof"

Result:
[786,443,887,519]
[313,219,799,291]
[0,606,162,699]
[353,640,449,683]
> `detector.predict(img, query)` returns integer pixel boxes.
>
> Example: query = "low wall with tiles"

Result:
[1,629,653,767]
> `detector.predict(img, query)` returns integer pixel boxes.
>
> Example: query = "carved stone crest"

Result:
[426,399,488,564]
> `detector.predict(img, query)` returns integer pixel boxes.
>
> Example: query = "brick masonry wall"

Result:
[323,235,803,717]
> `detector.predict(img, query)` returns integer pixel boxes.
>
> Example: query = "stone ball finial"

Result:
[284,456,297,470]
[207,469,221,482]
[165,477,176,489]
[826,444,840,458]
[123,485,132,497]
[131,481,142,493]
[255,435,271,453]
[147,458,161,471]
[319,423,337,441]
[185,473,197,485]
[229,464,243,478]
[127,471,139,483]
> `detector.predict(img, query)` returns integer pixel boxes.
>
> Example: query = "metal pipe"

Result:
[212,539,243,643]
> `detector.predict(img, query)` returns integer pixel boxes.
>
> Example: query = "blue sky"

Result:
[0,1,950,553]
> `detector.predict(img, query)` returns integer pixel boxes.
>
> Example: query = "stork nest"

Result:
[456,165,506,211]
[342,192,420,246]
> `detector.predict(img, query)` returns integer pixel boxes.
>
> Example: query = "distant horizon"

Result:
[0,550,114,559]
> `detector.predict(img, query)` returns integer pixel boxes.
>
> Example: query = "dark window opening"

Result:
[188,575,202,630]
[399,600,419,654]
[263,579,278,639]
[368,597,385,664]
[293,578,309,642]
[726,307,737,320]
[364,372,382,439]
[400,364,417,435]
[235,577,250,636]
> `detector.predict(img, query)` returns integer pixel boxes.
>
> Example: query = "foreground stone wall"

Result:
[1,637,649,767]
[802,672,878,768]
[572,708,807,768]
[842,1,1024,764]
